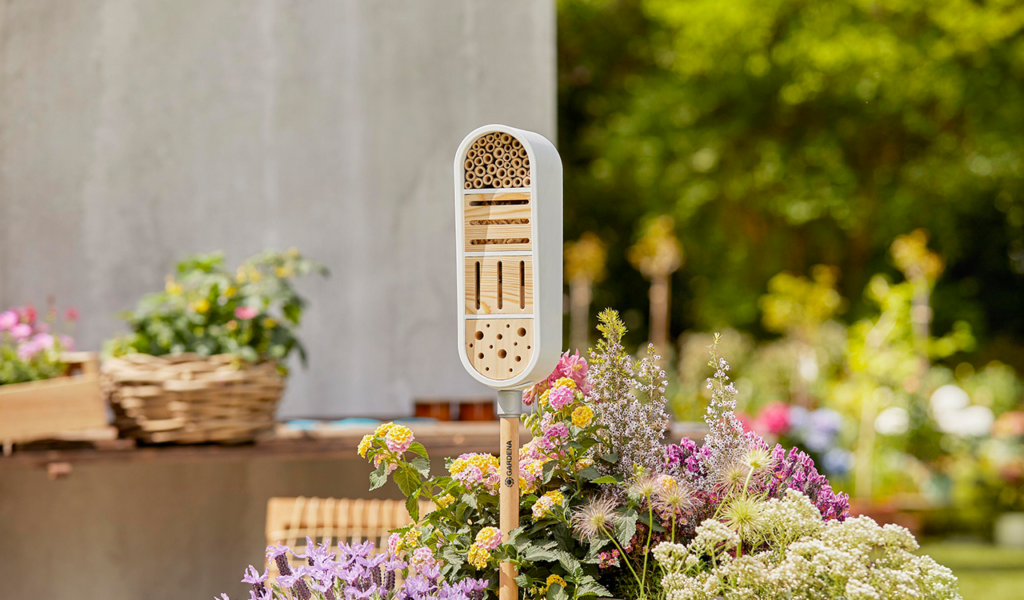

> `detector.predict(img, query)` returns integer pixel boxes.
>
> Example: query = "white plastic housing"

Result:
[454,124,562,390]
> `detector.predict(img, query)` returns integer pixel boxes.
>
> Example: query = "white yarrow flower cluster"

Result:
[655,491,961,600]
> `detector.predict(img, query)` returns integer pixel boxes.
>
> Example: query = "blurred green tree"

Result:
[558,0,1024,354]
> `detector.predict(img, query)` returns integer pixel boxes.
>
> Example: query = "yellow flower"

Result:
[467,544,490,568]
[288,247,299,258]
[403,527,421,550]
[571,406,594,428]
[540,574,567,595]
[262,318,277,329]
[236,267,247,283]
[656,474,678,494]
[224,286,237,298]
[575,457,594,471]
[437,493,456,508]
[195,300,211,314]
[554,377,577,390]
[375,423,396,438]
[539,389,551,406]
[226,320,238,332]
[165,277,183,295]
[357,434,373,458]
[532,490,565,519]
[250,271,262,282]
[275,266,293,278]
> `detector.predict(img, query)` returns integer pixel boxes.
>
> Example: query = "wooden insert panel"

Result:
[465,318,534,381]
[465,256,533,315]
[464,193,532,252]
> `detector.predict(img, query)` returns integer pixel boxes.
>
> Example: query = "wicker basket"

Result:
[101,353,284,444]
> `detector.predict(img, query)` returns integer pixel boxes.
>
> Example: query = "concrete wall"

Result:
[0,0,557,418]
[0,457,401,600]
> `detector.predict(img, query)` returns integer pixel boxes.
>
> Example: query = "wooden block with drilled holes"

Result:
[464,257,533,315]
[464,319,534,380]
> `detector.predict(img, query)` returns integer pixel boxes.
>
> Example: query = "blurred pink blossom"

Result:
[16,340,39,361]
[234,306,258,320]
[10,323,32,340]
[754,402,792,436]
[60,335,75,351]
[0,311,16,330]
[16,305,37,324]
[33,333,55,349]
[65,307,80,321]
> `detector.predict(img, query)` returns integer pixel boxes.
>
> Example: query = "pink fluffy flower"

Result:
[10,323,32,340]
[548,386,575,410]
[65,307,80,322]
[234,306,258,320]
[0,311,17,330]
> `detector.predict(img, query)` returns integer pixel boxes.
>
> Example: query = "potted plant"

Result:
[102,249,326,444]
[0,302,107,449]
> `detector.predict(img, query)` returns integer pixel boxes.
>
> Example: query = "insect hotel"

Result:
[453,124,563,600]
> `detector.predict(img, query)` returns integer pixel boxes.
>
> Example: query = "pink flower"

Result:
[10,323,32,340]
[388,533,401,555]
[59,335,75,351]
[560,350,589,384]
[34,322,49,334]
[16,305,37,325]
[17,340,40,361]
[65,307,79,322]
[234,306,258,320]
[33,333,55,349]
[756,402,792,436]
[548,386,575,410]
[542,422,569,440]
[0,311,17,330]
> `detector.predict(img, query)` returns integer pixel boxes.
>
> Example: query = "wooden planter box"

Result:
[0,352,109,451]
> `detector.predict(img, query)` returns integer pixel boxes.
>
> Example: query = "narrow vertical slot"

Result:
[519,261,525,309]
[474,261,481,310]
[497,261,503,310]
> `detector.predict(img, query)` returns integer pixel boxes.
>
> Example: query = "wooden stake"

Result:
[497,390,522,600]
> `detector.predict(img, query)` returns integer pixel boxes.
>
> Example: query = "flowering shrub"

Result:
[221,538,488,600]
[655,490,960,600]
[0,302,78,386]
[106,250,326,370]
[357,310,957,600]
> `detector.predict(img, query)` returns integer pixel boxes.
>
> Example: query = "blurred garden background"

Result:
[1,1,1023,599]
[556,0,1024,595]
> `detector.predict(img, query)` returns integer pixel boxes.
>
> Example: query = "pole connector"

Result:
[496,389,524,417]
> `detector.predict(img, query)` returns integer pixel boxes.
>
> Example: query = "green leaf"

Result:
[599,452,618,465]
[407,441,429,459]
[393,467,420,497]
[406,492,420,522]
[588,475,619,484]
[368,461,388,490]
[461,493,478,510]
[553,550,581,575]
[410,456,431,478]
[542,459,558,484]
[574,576,611,598]
[614,513,637,550]
[577,466,602,481]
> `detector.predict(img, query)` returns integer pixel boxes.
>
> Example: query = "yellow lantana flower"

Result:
[553,377,577,390]
[571,406,594,427]
[357,434,373,458]
[375,423,396,438]
[437,493,456,508]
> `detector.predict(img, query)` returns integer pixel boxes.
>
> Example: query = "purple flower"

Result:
[0,311,17,330]
[241,566,268,598]
[10,323,32,340]
[33,332,55,349]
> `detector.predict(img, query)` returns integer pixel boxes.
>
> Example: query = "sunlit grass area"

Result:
[920,542,1024,600]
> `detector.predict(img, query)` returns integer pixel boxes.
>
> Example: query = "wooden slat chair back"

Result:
[265,497,433,576]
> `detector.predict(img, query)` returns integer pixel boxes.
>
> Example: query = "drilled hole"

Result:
[515,356,521,362]
[497,261,503,310]
[486,323,490,328]
[489,345,493,349]
[497,334,503,340]
[498,349,507,359]
[478,353,484,359]
[474,261,481,310]
[509,368,513,373]
[475,331,484,340]
[517,327,526,337]
[527,345,531,349]
[520,261,525,309]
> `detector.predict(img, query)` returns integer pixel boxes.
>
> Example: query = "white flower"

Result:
[874,406,910,435]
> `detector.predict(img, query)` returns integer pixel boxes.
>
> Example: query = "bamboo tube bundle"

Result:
[463,133,532,189]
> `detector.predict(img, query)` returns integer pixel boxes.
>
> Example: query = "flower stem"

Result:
[599,524,644,599]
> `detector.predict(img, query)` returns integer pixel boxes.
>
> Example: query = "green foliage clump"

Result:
[107,249,326,370]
